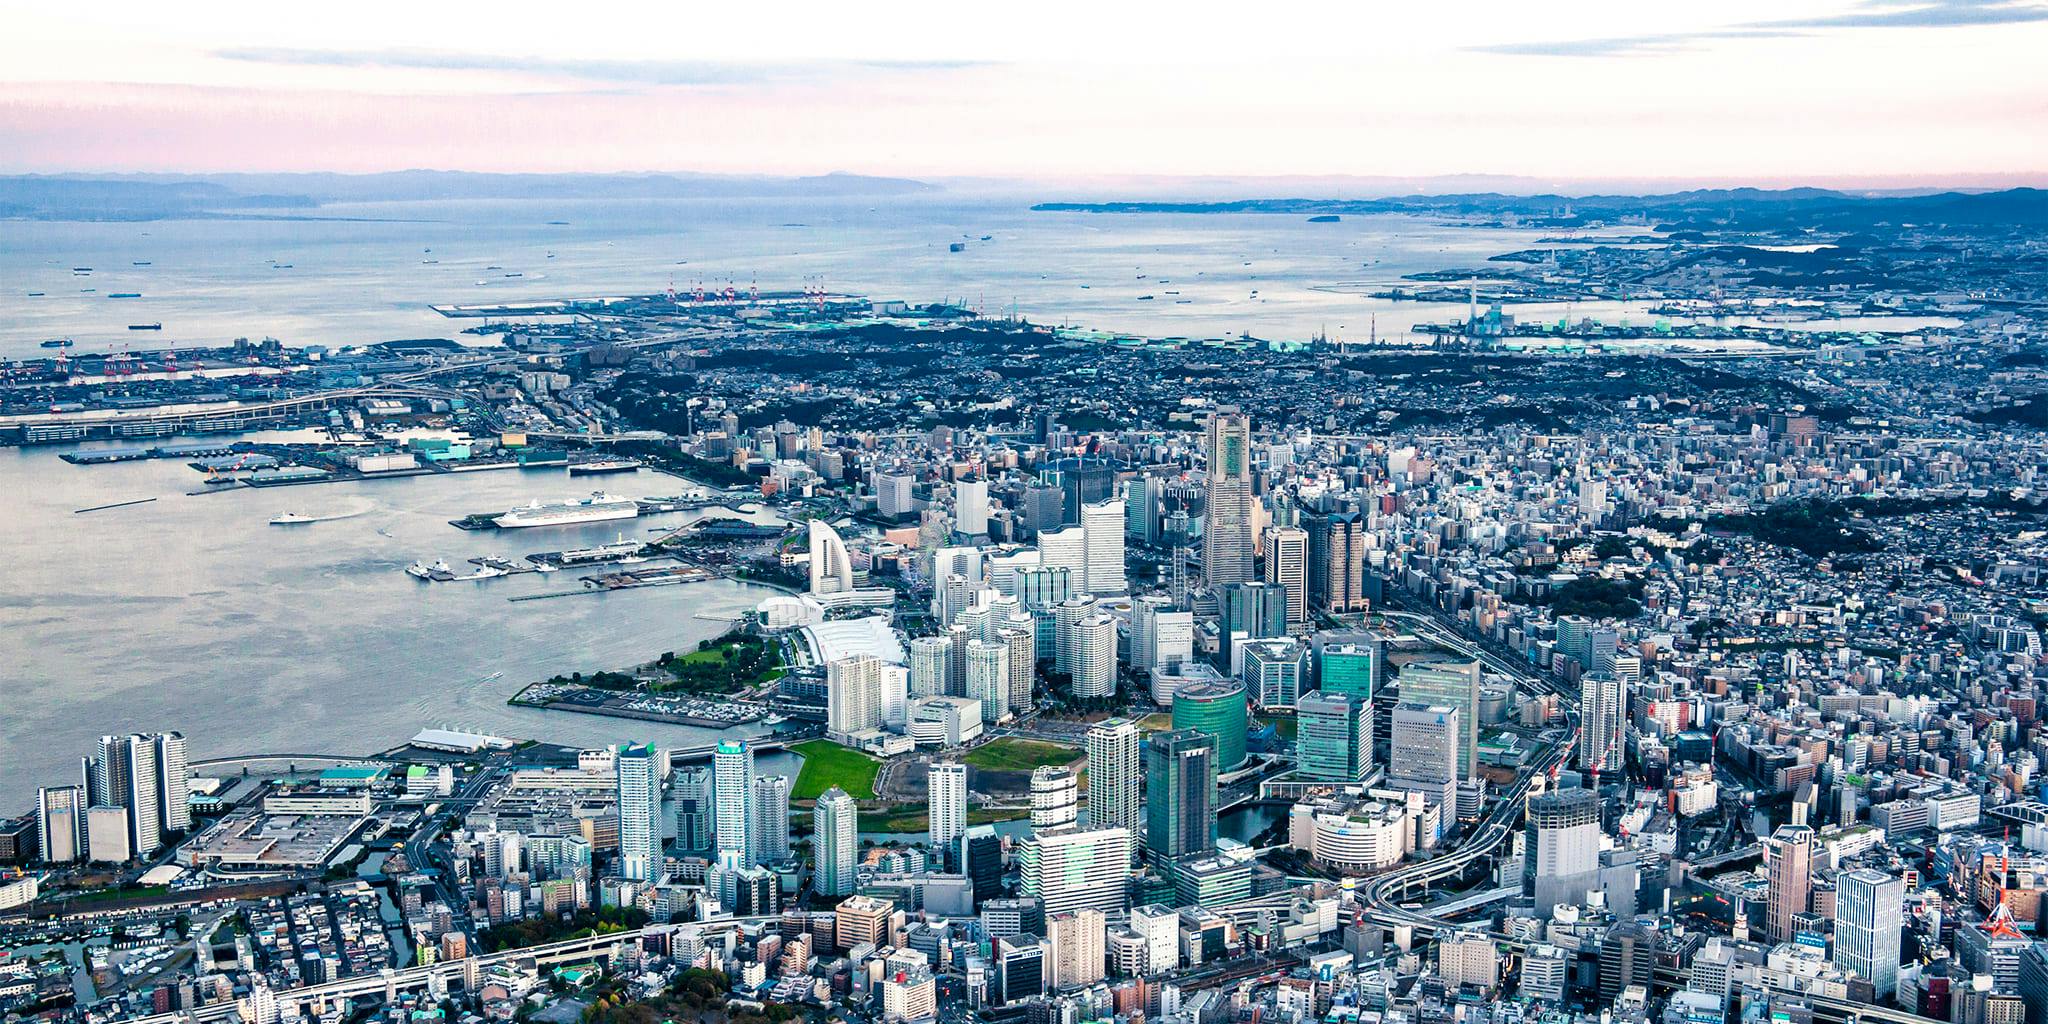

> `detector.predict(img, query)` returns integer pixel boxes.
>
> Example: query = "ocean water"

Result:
[0,439,783,810]
[2,195,1768,360]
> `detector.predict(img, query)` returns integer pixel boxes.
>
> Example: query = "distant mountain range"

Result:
[0,170,939,221]
[1032,187,2048,232]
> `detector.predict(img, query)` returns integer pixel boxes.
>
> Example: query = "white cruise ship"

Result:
[493,492,640,529]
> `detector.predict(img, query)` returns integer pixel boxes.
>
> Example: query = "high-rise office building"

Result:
[995,934,1049,1005]
[814,786,859,898]
[1172,680,1249,770]
[1130,595,1194,672]
[1018,826,1132,916]
[1125,475,1162,546]
[1388,705,1462,842]
[616,743,662,883]
[1599,918,1657,1005]
[1302,507,1368,614]
[1400,661,1481,778]
[962,825,1004,906]
[1202,408,1255,588]
[1038,527,1088,587]
[930,762,968,853]
[1524,789,1601,919]
[1016,566,1073,661]
[1030,766,1080,830]
[1836,868,1904,999]
[1318,642,1380,701]
[808,519,857,595]
[1085,718,1143,832]
[1242,637,1305,709]
[1297,690,1371,782]
[1081,496,1127,595]
[713,739,754,870]
[1071,614,1118,699]
[1145,729,1217,862]
[750,774,792,865]
[36,785,82,865]
[1765,824,1814,944]
[674,766,714,855]
[155,733,189,835]
[1579,671,1626,775]
[1263,526,1309,625]
[955,478,990,537]
[1220,582,1288,666]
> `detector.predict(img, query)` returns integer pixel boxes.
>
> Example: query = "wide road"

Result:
[1356,604,1581,931]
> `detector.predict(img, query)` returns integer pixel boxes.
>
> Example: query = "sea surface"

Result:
[1,195,1955,360]
[0,437,783,810]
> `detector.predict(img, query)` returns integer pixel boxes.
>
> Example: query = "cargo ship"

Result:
[493,492,639,529]
[567,458,642,476]
[128,322,163,331]
[107,292,141,299]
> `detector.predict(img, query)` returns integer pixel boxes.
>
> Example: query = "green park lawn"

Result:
[790,739,882,800]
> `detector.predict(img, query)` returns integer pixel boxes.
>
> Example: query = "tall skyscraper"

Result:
[1071,615,1118,699]
[673,766,714,855]
[1001,627,1038,715]
[1835,868,1904,999]
[155,733,189,835]
[908,635,953,698]
[1400,661,1481,778]
[1388,704,1462,842]
[807,519,856,595]
[827,654,899,740]
[615,743,662,883]
[1145,729,1217,862]
[713,739,754,870]
[1202,408,1255,588]
[1018,826,1132,916]
[86,734,164,857]
[1263,526,1309,625]
[1220,582,1288,667]
[1081,496,1128,595]
[1765,824,1814,944]
[1084,718,1143,832]
[961,825,1004,906]
[965,639,1012,723]
[36,785,82,864]
[1047,908,1108,989]
[954,477,990,537]
[1297,690,1370,782]
[1130,595,1194,673]
[1579,671,1626,775]
[1038,527,1088,586]
[1172,680,1249,770]
[1302,507,1368,614]
[1052,595,1098,677]
[814,786,859,898]
[750,774,792,865]
[930,762,968,853]
[1030,766,1080,830]
[1524,789,1601,919]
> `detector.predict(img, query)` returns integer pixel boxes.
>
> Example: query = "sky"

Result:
[3,0,2046,187]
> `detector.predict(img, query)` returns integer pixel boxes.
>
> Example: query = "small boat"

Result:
[27,292,45,297]
[72,267,92,274]
[422,259,440,265]
[980,235,992,241]
[485,265,503,270]
[949,242,966,253]
[503,272,523,278]
[272,263,293,269]
[132,261,151,266]
[1137,295,1155,301]
[128,323,163,331]
[270,512,318,525]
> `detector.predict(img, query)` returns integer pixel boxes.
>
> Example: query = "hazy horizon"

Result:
[6,1,2047,183]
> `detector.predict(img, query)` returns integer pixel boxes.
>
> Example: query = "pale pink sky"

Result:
[4,0,2047,183]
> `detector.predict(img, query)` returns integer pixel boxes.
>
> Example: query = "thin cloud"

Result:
[212,47,989,87]
[1471,0,2048,58]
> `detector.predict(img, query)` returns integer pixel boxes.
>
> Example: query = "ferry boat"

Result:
[269,512,318,525]
[493,492,639,529]
[567,458,642,476]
